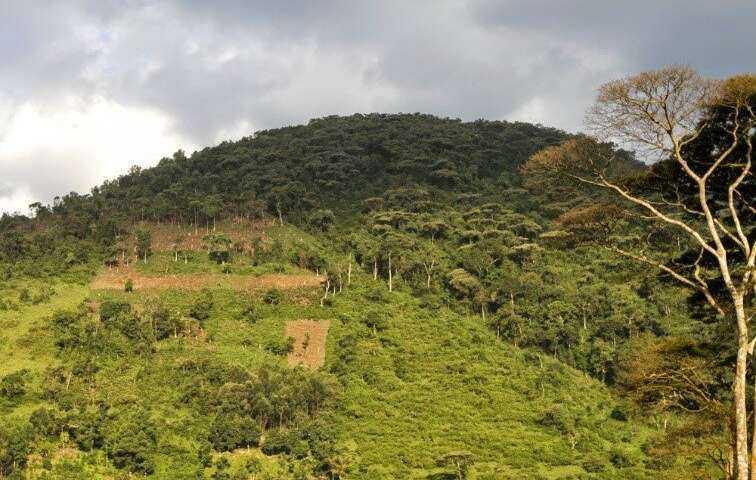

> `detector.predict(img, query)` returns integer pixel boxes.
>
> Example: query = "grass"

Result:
[0,280,89,417]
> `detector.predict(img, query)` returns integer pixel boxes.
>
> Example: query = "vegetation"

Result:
[0,67,752,479]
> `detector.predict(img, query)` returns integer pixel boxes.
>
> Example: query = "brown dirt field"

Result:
[285,320,331,370]
[124,218,272,253]
[90,267,323,292]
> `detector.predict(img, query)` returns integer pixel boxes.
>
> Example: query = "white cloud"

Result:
[0,96,193,213]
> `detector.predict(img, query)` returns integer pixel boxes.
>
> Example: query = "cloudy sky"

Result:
[1,0,755,214]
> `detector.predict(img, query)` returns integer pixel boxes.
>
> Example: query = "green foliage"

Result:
[135,227,152,262]
[0,369,28,399]
[263,288,283,305]
[203,233,233,264]
[266,336,295,356]
[99,300,131,323]
[102,407,157,474]
[29,407,64,438]
[0,422,30,477]
[209,415,261,451]
[189,290,214,322]
[0,113,731,479]
[308,209,335,232]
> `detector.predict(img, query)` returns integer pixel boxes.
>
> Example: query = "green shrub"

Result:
[66,408,105,451]
[18,288,31,303]
[581,453,610,473]
[29,407,64,438]
[0,369,28,399]
[266,336,295,356]
[100,300,131,324]
[52,309,82,330]
[609,446,637,468]
[0,422,31,478]
[539,406,576,435]
[362,310,388,334]
[263,288,282,305]
[147,302,181,340]
[190,291,214,322]
[261,428,307,457]
[610,405,630,422]
[209,414,261,451]
[102,408,157,474]
[124,278,134,292]
[239,302,261,324]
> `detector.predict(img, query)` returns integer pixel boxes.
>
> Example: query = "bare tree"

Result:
[525,66,754,479]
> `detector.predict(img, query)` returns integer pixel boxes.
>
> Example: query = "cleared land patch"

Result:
[285,320,330,369]
[120,219,271,254]
[90,267,322,291]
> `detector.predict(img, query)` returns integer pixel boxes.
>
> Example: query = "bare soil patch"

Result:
[285,320,330,370]
[90,266,322,292]
[123,219,271,253]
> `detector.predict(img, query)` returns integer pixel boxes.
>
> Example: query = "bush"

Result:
[538,406,576,435]
[18,288,31,303]
[0,423,31,477]
[308,209,335,232]
[362,310,388,334]
[266,336,295,356]
[65,408,106,451]
[239,303,260,324]
[51,308,83,330]
[610,405,629,422]
[263,288,282,305]
[124,278,134,292]
[261,428,305,456]
[581,454,609,473]
[103,408,157,474]
[100,300,131,324]
[147,302,181,340]
[609,446,637,468]
[29,407,64,438]
[209,414,261,451]
[0,369,28,399]
[189,291,214,322]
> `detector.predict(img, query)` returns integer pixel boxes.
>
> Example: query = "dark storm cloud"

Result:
[1,0,755,213]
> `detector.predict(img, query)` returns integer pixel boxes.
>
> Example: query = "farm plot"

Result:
[90,267,322,292]
[285,320,331,369]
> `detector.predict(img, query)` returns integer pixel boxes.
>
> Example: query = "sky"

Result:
[1,1,755,215]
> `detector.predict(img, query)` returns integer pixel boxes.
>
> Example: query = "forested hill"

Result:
[13,114,569,237]
[0,113,730,478]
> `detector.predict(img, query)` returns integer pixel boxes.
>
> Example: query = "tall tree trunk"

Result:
[388,253,392,292]
[734,293,749,480]
[751,367,756,480]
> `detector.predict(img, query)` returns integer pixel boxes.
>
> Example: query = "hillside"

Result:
[0,114,724,479]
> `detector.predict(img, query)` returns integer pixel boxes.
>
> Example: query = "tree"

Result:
[308,209,335,232]
[436,451,474,480]
[203,233,232,264]
[524,66,754,479]
[134,227,152,263]
[202,195,224,231]
[0,423,30,477]
[171,233,185,262]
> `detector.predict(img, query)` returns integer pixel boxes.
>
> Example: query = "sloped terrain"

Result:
[0,114,724,479]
